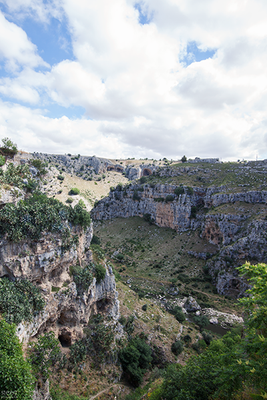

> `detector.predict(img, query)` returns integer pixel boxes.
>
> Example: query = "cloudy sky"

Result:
[0,0,267,160]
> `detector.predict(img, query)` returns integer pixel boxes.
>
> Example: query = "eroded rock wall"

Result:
[92,183,267,297]
[0,223,119,343]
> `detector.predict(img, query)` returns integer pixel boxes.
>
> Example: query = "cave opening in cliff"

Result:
[142,168,152,176]
[96,297,112,313]
[58,332,72,348]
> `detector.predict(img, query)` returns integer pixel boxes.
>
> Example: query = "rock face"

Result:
[0,223,119,344]
[92,183,267,297]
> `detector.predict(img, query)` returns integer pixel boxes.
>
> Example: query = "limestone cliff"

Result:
[0,223,119,344]
[92,183,267,297]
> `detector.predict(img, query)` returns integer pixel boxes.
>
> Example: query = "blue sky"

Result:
[0,0,267,160]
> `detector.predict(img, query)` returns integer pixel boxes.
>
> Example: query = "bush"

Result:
[66,197,74,203]
[0,277,45,325]
[181,155,187,163]
[94,264,106,283]
[91,234,101,245]
[142,304,147,311]
[71,265,93,293]
[69,188,80,195]
[165,195,174,202]
[119,337,152,387]
[0,193,91,241]
[140,176,147,184]
[133,190,141,201]
[0,320,34,399]
[29,331,62,381]
[171,340,183,355]
[174,186,184,196]
[57,175,64,181]
[0,137,18,156]
[0,155,5,166]
[192,315,209,330]
[30,159,47,175]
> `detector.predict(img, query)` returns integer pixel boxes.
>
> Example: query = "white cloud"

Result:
[1,0,267,160]
[0,11,48,71]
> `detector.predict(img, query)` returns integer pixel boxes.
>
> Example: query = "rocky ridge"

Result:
[92,183,267,297]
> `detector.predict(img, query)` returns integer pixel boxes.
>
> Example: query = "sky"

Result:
[0,0,267,161]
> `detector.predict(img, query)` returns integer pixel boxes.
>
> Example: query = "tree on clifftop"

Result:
[181,155,187,163]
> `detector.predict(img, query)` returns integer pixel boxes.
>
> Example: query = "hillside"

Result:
[0,148,266,400]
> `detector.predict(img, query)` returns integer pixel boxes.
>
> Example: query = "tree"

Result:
[181,155,187,163]
[1,137,18,155]
[0,320,34,400]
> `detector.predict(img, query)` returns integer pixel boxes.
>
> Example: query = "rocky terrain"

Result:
[1,150,266,400]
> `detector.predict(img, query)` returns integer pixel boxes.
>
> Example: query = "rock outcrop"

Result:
[0,223,119,343]
[92,183,267,297]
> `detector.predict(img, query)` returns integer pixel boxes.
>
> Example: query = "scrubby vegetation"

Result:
[0,192,91,241]
[0,277,45,325]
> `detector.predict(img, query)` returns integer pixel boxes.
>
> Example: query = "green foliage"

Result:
[29,331,62,381]
[133,190,141,201]
[0,163,31,189]
[0,277,45,325]
[57,174,64,181]
[0,192,90,241]
[142,304,147,311]
[84,314,115,365]
[0,320,34,399]
[171,340,183,355]
[66,197,73,203]
[168,305,185,323]
[0,155,5,166]
[192,315,209,330]
[69,188,80,195]
[119,337,152,387]
[174,186,184,196]
[70,202,91,229]
[94,263,106,283]
[181,155,187,163]
[187,187,194,196]
[90,244,105,261]
[0,137,18,156]
[50,387,88,400]
[165,194,175,202]
[143,213,154,224]
[91,234,101,245]
[30,159,47,175]
[140,176,147,184]
[190,205,197,218]
[71,264,93,293]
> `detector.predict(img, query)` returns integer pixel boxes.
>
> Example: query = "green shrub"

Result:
[29,331,62,381]
[0,320,34,399]
[174,186,184,196]
[187,187,194,196]
[30,159,47,175]
[0,163,31,188]
[0,193,91,241]
[192,315,209,330]
[0,155,5,166]
[171,340,183,355]
[91,234,101,245]
[0,137,18,156]
[0,277,45,325]
[71,265,93,293]
[142,304,148,311]
[66,197,73,203]
[133,190,141,201]
[94,264,106,283]
[165,195,174,202]
[57,175,64,181]
[140,176,147,184]
[119,337,152,387]
[69,188,80,195]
